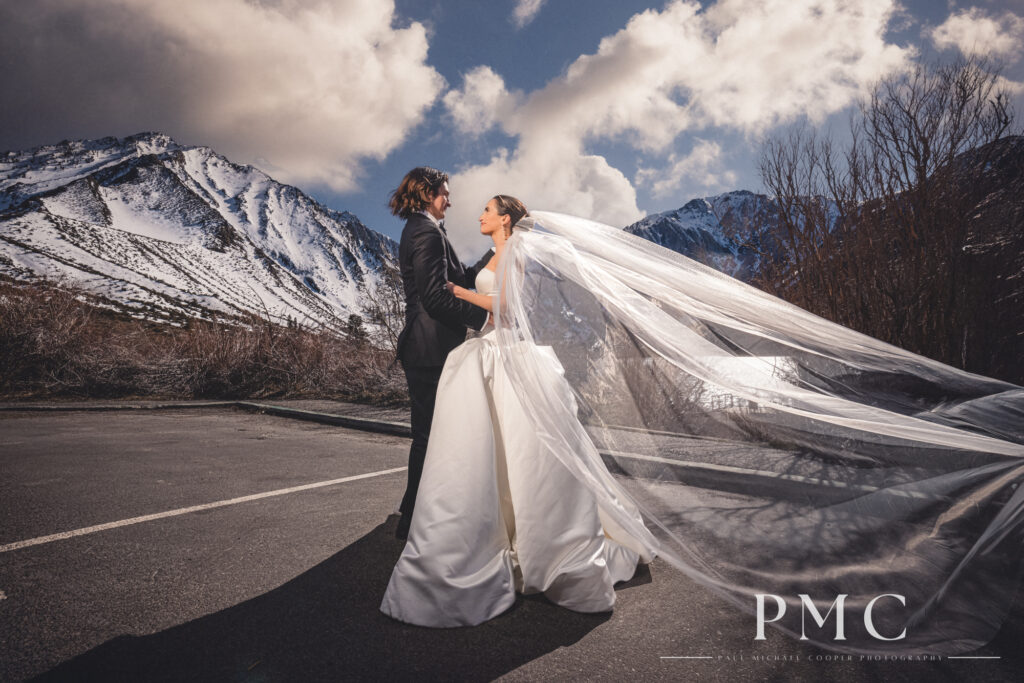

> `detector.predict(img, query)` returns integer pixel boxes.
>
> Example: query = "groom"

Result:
[389,167,489,540]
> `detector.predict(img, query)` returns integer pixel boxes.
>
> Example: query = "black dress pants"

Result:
[400,364,443,520]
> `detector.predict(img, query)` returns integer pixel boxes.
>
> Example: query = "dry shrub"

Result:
[0,277,406,404]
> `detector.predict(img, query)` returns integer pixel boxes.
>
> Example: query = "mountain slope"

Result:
[625,138,1023,384]
[941,134,1024,383]
[0,133,396,330]
[623,190,782,280]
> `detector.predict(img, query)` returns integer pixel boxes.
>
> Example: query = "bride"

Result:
[382,198,1024,655]
[380,196,650,627]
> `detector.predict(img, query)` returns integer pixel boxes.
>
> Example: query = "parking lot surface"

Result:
[1,406,1021,682]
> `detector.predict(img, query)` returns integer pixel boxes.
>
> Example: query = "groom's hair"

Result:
[389,167,450,219]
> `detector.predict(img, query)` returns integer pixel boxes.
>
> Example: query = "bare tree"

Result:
[759,56,1015,372]
[360,260,405,356]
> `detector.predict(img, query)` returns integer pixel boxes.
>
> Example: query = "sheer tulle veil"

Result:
[491,210,1024,654]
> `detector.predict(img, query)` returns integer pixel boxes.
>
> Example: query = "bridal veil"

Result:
[491,211,1024,655]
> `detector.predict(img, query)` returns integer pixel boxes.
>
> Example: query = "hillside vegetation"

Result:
[0,277,405,404]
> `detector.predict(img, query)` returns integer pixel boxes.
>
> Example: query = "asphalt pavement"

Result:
[1,404,1022,682]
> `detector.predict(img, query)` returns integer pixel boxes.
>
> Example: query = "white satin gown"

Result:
[380,268,643,627]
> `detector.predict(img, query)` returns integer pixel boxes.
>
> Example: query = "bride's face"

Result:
[479,199,507,236]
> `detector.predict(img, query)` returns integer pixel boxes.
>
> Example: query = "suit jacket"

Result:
[396,213,490,368]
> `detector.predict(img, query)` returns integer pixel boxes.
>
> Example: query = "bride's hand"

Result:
[446,282,468,300]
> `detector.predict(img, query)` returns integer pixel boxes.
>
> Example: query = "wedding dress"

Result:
[383,211,1024,654]
[380,267,647,627]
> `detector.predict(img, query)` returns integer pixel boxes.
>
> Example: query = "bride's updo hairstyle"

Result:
[389,166,449,219]
[493,195,528,238]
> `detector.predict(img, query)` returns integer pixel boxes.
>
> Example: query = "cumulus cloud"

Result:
[449,143,640,248]
[0,0,444,192]
[637,140,737,199]
[930,7,1024,60]
[513,0,546,29]
[995,74,1024,96]
[443,0,911,252]
[442,66,517,137]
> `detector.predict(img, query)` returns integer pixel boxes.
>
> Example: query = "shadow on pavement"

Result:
[33,516,617,682]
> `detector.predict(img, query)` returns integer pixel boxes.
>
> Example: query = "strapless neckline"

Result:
[475,267,497,295]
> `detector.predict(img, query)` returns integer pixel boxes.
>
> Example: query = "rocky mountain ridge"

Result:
[0,132,396,330]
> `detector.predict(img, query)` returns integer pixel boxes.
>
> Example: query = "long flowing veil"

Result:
[492,210,1024,655]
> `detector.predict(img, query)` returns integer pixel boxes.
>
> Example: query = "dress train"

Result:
[380,336,643,627]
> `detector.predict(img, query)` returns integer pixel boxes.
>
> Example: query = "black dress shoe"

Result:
[395,514,410,540]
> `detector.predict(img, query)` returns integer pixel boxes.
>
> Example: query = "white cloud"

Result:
[513,0,546,29]
[999,74,1024,94]
[443,0,912,253]
[448,143,641,255]
[931,7,1024,61]
[0,0,444,192]
[637,140,738,199]
[442,66,517,137]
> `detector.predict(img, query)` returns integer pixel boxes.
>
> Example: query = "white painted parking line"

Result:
[0,466,408,554]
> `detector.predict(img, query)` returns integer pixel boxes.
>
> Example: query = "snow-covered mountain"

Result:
[623,190,781,280]
[0,132,396,330]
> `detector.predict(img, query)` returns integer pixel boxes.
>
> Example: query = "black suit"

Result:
[396,213,489,526]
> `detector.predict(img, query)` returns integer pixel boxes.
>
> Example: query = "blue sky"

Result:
[2,1,1022,256]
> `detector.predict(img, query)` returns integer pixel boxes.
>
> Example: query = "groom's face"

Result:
[427,182,451,220]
